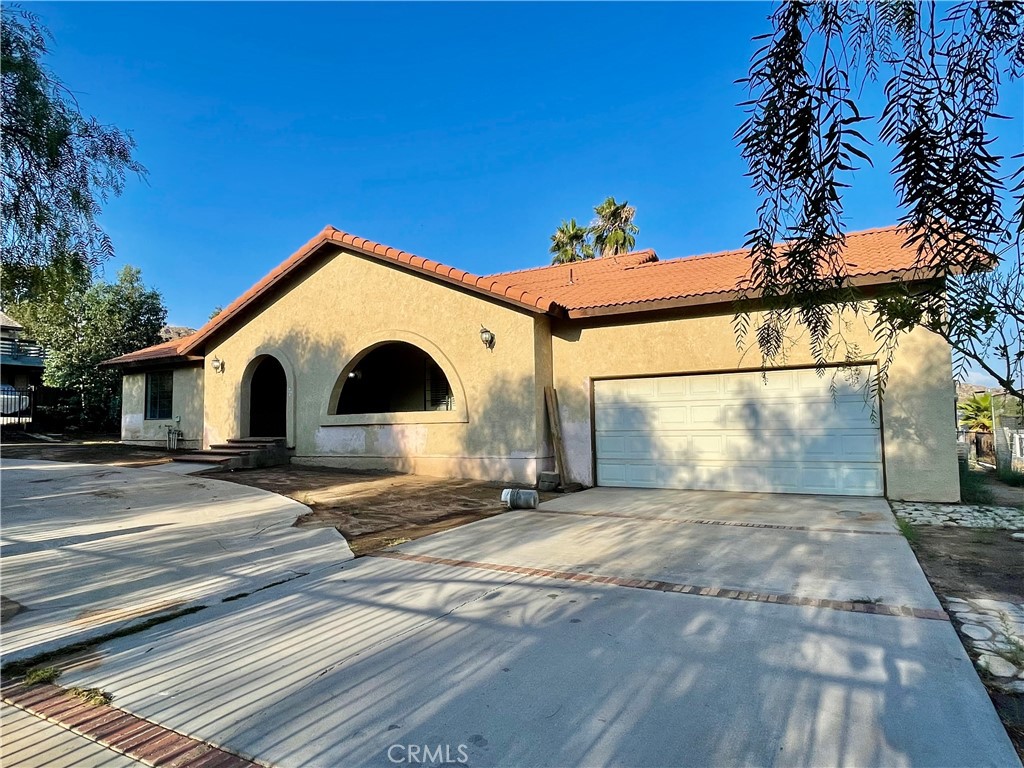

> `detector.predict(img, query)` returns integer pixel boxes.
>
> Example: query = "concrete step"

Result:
[171,437,292,470]
[172,453,235,465]
[227,437,287,446]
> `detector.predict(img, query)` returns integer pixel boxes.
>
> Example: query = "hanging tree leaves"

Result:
[1,6,146,273]
[736,0,1024,400]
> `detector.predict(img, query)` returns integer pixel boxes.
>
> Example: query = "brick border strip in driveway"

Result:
[535,507,902,535]
[1,680,259,768]
[371,550,948,621]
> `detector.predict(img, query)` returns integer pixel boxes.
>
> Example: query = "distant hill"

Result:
[159,325,197,342]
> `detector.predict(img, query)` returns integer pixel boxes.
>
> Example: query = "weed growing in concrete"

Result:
[895,517,919,544]
[67,686,113,706]
[24,666,61,685]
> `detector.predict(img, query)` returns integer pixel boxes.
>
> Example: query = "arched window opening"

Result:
[336,342,454,415]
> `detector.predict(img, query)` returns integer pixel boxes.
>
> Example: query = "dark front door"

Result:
[249,357,287,438]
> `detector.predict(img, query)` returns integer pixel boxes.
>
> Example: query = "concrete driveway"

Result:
[16,487,1020,767]
[0,459,353,663]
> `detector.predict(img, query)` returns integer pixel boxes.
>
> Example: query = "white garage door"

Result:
[594,366,883,496]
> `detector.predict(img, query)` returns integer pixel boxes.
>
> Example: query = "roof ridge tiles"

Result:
[486,249,658,278]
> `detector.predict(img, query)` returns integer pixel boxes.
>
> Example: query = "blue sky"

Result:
[33,2,1024,340]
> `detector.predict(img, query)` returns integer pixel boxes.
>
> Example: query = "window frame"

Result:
[144,370,174,420]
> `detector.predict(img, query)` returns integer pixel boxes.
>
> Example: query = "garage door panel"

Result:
[597,406,651,431]
[656,378,687,396]
[688,376,722,395]
[599,459,882,495]
[656,406,689,426]
[689,405,723,426]
[841,433,883,461]
[841,466,884,495]
[595,434,627,457]
[600,428,880,464]
[594,366,883,496]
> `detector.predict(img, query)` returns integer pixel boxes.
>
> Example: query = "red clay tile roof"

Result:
[488,249,659,292]
[101,333,203,367]
[106,224,931,365]
[493,225,928,314]
[169,226,561,358]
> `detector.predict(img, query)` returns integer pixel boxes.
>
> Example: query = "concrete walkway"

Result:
[0,459,353,663]
[45,487,1018,767]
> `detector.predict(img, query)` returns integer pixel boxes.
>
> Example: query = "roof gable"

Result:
[176,226,561,356]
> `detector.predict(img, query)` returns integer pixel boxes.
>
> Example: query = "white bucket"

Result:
[501,488,539,509]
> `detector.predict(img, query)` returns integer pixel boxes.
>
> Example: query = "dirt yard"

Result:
[910,527,1022,604]
[981,472,1024,509]
[218,465,558,555]
[907,527,1023,756]
[0,436,174,468]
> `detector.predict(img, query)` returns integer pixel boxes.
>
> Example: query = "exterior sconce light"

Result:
[211,357,225,374]
[480,327,495,350]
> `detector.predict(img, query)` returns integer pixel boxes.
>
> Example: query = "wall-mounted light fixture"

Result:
[211,357,225,374]
[480,326,496,350]
[347,369,362,380]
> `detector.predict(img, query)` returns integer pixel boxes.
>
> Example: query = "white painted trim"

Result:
[321,330,469,423]
[321,411,468,426]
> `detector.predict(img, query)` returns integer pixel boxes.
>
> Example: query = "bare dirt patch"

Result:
[910,527,1023,604]
[981,472,1024,509]
[0,437,175,469]
[907,526,1023,757]
[217,464,558,556]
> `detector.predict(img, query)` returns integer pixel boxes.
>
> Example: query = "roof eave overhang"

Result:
[563,269,945,319]
[99,355,204,370]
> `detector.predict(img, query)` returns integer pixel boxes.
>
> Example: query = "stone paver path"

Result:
[891,501,1023,529]
[945,596,1024,693]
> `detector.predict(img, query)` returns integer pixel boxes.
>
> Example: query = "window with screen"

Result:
[145,371,174,420]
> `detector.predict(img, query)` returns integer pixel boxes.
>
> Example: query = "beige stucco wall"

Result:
[121,366,204,448]
[201,249,554,483]
[550,305,960,502]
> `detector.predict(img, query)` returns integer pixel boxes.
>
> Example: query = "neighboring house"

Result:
[103,224,960,502]
[0,310,44,389]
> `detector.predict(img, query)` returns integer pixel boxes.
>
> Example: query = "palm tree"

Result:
[549,219,594,265]
[959,393,993,432]
[590,196,639,257]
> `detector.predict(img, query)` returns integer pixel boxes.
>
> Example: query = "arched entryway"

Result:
[247,356,287,438]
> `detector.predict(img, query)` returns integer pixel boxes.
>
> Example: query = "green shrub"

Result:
[959,460,995,504]
[996,466,1024,487]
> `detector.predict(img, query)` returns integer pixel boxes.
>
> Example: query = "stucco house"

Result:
[103,224,960,502]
